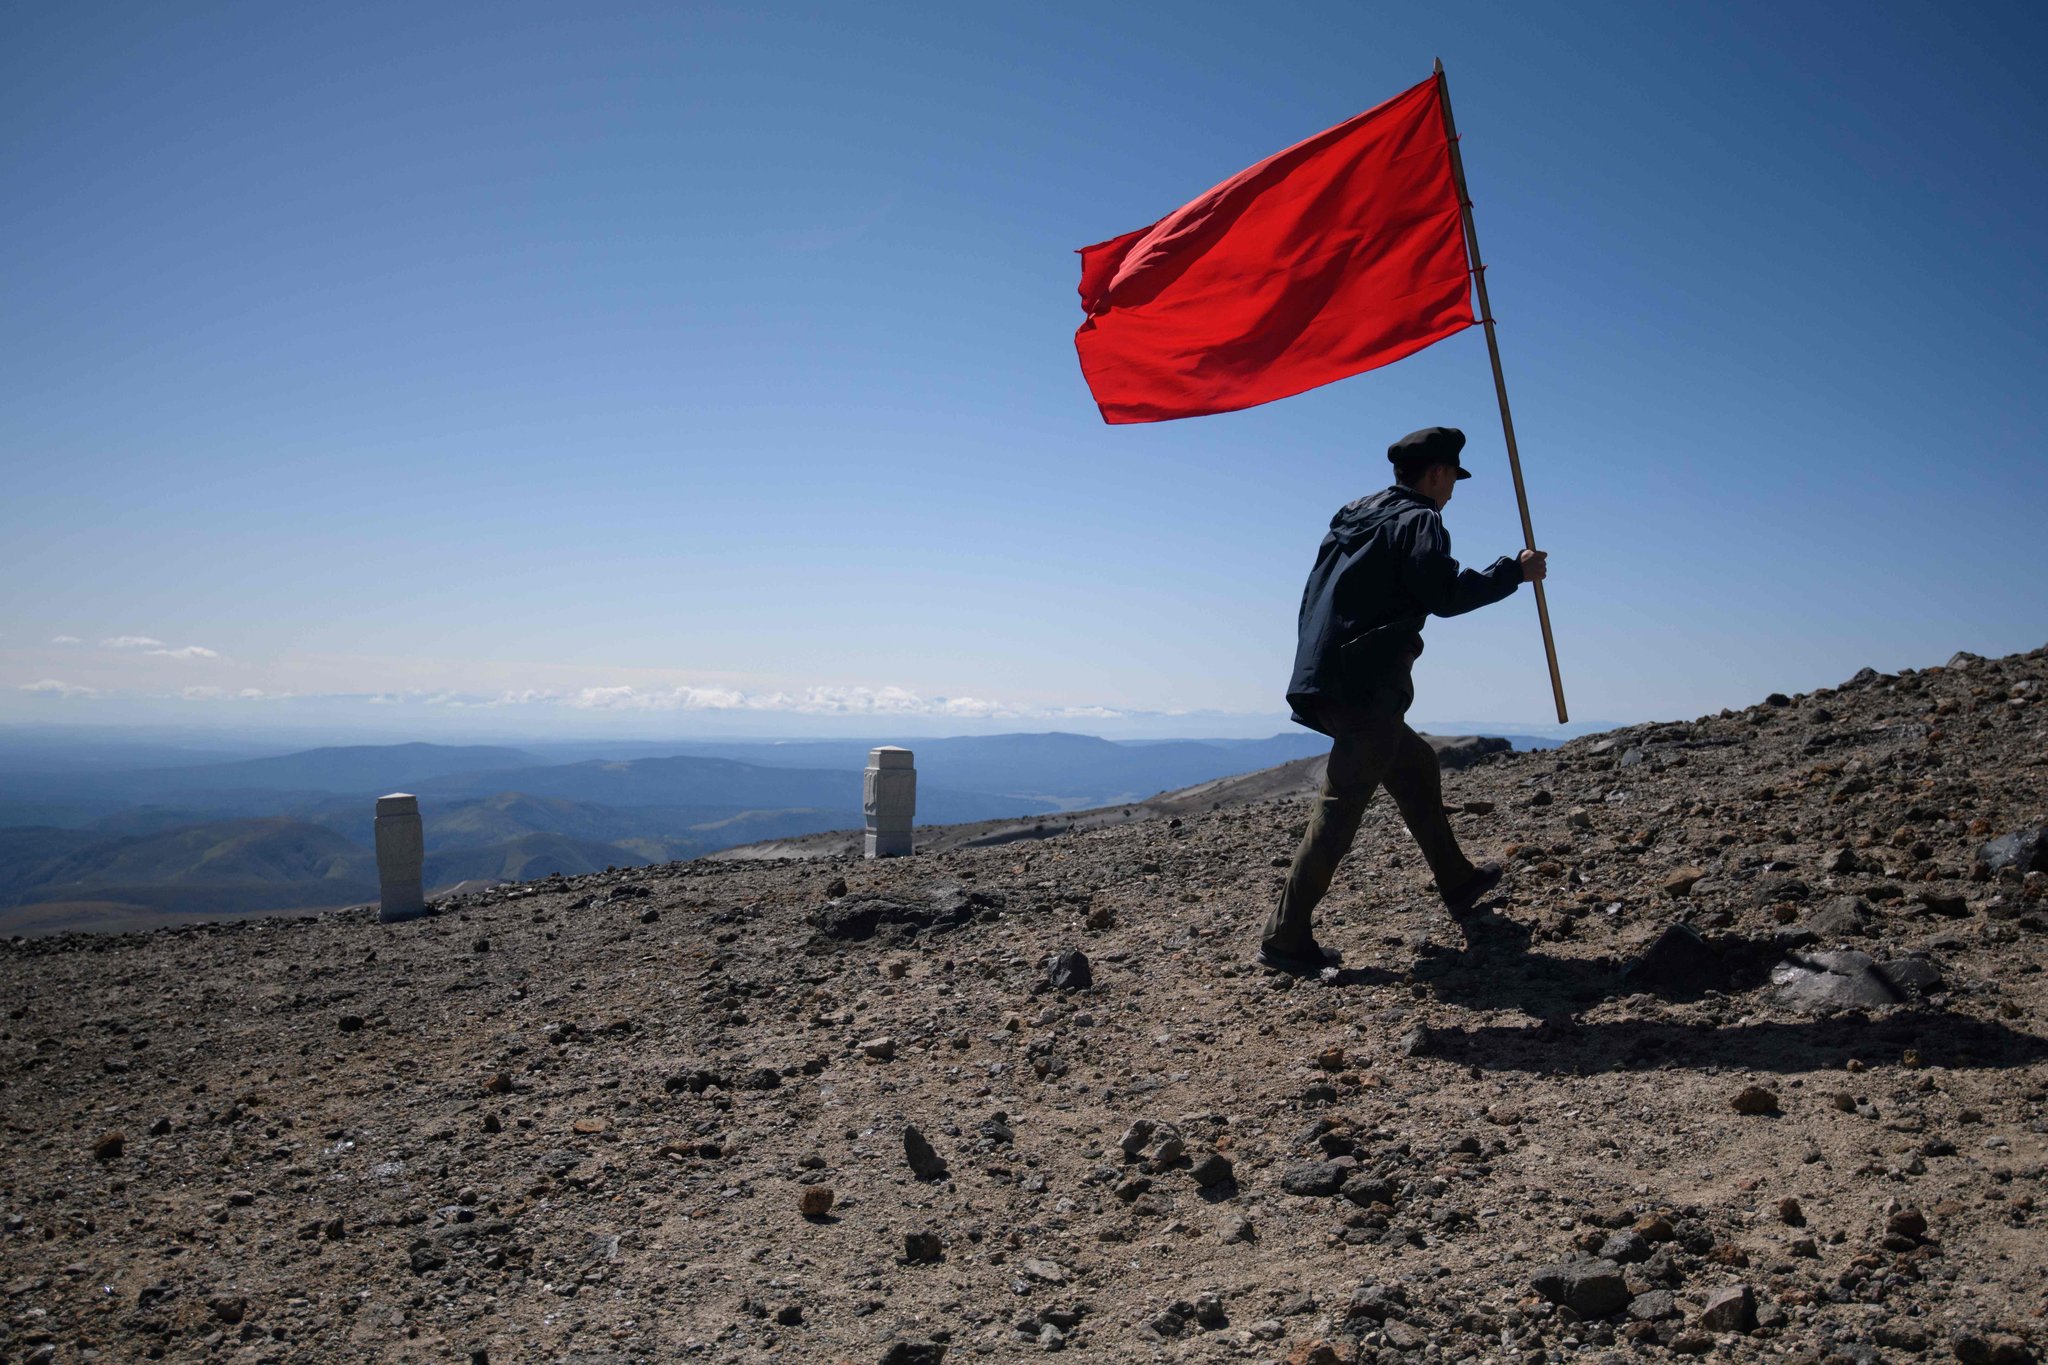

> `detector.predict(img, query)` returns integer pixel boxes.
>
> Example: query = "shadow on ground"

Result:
[1415,1011,2048,1074]
[1406,910,2046,1073]
[1313,901,2048,1074]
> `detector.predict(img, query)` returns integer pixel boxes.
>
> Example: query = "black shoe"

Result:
[1256,941,1343,975]
[1441,862,1505,920]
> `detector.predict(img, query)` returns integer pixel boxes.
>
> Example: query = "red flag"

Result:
[1075,75,1473,424]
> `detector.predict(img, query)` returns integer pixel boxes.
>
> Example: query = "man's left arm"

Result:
[1403,515,1525,618]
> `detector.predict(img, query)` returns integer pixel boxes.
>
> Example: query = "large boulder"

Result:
[1621,924,1728,997]
[1530,1259,1630,1317]
[1769,950,1906,1011]
[1804,896,1871,940]
[1278,1160,1349,1197]
[1424,735,1513,770]
[1979,827,2047,876]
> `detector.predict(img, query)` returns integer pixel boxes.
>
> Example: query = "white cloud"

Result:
[122,678,1136,722]
[486,689,565,707]
[19,679,99,700]
[97,635,219,659]
[567,684,753,712]
[51,635,82,645]
[549,681,1126,721]
[179,686,291,702]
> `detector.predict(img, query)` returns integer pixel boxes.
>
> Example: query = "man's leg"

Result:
[1262,704,1400,955]
[1378,722,1481,898]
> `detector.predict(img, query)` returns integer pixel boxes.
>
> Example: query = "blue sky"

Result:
[4,0,2044,739]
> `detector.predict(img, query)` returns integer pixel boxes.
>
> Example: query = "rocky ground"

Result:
[2,646,2045,1365]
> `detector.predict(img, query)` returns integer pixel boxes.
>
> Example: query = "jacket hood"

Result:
[1328,485,1431,547]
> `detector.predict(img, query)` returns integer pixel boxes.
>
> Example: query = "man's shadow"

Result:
[1341,899,2048,1076]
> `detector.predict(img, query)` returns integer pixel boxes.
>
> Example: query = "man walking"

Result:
[1260,426,1548,974]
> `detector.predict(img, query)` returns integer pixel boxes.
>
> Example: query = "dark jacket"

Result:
[1286,485,1522,732]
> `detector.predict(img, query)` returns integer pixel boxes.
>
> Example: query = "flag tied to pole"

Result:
[1074,75,1472,424]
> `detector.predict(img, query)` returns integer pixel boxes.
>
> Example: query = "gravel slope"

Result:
[2,646,2044,1365]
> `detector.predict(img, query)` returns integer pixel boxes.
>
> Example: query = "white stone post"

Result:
[374,792,427,922]
[864,746,915,859]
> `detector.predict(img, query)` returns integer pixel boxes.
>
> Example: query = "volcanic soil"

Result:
[2,646,2045,1365]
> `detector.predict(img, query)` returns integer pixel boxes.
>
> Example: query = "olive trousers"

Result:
[1261,683,1477,955]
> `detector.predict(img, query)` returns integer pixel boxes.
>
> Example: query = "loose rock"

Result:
[1697,1283,1755,1333]
[903,1125,949,1181]
[1530,1259,1630,1317]
[1730,1085,1780,1115]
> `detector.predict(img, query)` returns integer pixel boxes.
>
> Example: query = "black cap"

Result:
[1387,426,1471,480]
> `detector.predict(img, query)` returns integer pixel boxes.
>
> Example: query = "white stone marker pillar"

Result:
[864,747,915,859]
[374,792,427,922]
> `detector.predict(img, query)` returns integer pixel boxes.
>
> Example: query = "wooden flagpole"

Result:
[1434,58,1569,724]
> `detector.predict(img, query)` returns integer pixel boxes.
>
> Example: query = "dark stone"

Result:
[666,1069,723,1094]
[1621,924,1728,998]
[1756,876,1811,905]
[1729,1085,1780,1116]
[1189,1153,1235,1188]
[1952,1332,2038,1365]
[1627,1289,1679,1321]
[810,891,992,944]
[1427,735,1512,770]
[1888,1208,1928,1239]
[1347,1283,1409,1321]
[1118,1120,1155,1158]
[1697,1283,1754,1333]
[1979,827,2048,875]
[1953,1332,1995,1365]
[877,1344,947,1365]
[901,1230,944,1263]
[1806,896,1871,939]
[1772,926,1820,952]
[1769,949,1906,1011]
[1530,1259,1630,1317]
[1046,948,1092,990]
[1915,890,1971,918]
[1598,1230,1651,1264]
[1881,955,1945,996]
[1278,1160,1347,1197]
[1876,1323,1932,1351]
[1340,1174,1396,1207]
[537,1149,581,1177]
[903,1125,948,1181]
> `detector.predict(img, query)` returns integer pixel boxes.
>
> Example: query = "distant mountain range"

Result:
[0,730,1411,932]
